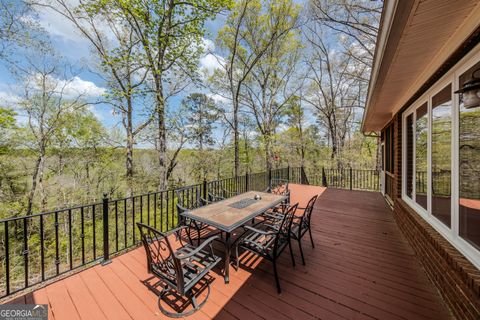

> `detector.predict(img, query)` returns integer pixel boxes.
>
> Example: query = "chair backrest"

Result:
[274,203,298,254]
[208,192,224,203]
[269,179,289,196]
[175,185,205,213]
[136,223,185,292]
[304,194,318,225]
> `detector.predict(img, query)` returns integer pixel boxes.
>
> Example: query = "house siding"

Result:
[382,115,480,320]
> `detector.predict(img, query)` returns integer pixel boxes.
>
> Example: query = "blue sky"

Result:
[0,5,230,144]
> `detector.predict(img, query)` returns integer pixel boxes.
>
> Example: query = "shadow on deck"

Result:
[6,185,453,320]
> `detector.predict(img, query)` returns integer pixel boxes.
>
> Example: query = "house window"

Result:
[401,47,480,269]
[431,84,452,227]
[385,124,394,173]
[406,114,414,199]
[459,61,480,250]
[415,103,428,210]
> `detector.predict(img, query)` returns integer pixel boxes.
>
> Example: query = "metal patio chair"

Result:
[264,195,318,266]
[175,186,218,246]
[235,203,299,293]
[265,179,290,213]
[137,223,221,318]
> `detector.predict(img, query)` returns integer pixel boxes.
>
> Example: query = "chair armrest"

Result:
[263,212,283,220]
[174,235,220,260]
[244,225,276,236]
[165,225,188,236]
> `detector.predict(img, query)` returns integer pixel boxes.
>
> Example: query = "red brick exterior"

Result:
[381,113,480,320]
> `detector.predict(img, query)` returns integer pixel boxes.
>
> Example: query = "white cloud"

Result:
[198,37,225,77]
[63,76,106,98]
[0,91,22,106]
[200,53,224,75]
[207,92,229,104]
[28,74,106,99]
[34,1,86,44]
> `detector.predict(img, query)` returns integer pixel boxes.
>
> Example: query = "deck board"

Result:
[5,185,453,320]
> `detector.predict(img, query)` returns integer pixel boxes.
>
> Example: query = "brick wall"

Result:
[393,200,480,320]
[385,113,480,320]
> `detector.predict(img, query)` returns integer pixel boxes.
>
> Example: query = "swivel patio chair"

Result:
[137,223,221,318]
[235,203,298,293]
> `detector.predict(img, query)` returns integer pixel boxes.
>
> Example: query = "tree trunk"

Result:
[233,97,240,177]
[265,133,273,171]
[26,149,45,215]
[126,98,134,197]
[157,99,167,191]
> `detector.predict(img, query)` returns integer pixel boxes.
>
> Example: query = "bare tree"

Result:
[13,50,95,214]
[303,25,358,163]
[242,10,302,171]
[31,0,156,196]
[212,0,300,176]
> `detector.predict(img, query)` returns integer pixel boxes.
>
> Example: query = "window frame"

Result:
[401,43,480,269]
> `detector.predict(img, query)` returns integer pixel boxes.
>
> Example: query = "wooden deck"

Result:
[5,185,453,320]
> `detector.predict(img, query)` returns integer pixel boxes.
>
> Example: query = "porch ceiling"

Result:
[362,0,480,132]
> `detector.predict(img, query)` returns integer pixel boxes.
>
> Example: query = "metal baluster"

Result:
[81,207,85,265]
[124,199,127,249]
[132,196,135,244]
[92,205,96,260]
[55,212,60,274]
[154,193,157,229]
[147,194,150,226]
[160,192,164,232]
[140,195,143,224]
[68,209,73,270]
[23,218,29,288]
[115,201,118,253]
[40,215,45,281]
[4,221,10,295]
[166,191,169,231]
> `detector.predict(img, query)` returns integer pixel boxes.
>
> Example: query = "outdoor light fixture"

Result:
[455,67,480,109]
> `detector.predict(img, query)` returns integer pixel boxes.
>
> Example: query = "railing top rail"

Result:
[0,202,103,223]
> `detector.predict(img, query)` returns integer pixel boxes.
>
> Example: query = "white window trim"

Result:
[401,43,480,270]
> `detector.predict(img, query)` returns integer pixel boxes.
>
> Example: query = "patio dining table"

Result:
[180,191,287,283]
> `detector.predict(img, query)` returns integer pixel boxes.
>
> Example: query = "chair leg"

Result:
[273,259,281,294]
[298,239,305,266]
[235,245,240,270]
[288,239,295,267]
[308,227,315,248]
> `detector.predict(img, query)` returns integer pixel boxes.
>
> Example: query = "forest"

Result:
[0,0,382,220]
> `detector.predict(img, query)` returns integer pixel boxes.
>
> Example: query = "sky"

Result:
[0,3,230,147]
[0,0,327,149]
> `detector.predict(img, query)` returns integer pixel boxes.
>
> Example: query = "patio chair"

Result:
[235,203,299,293]
[263,195,318,266]
[222,188,240,199]
[207,192,224,203]
[175,186,217,246]
[137,223,221,318]
[265,179,290,212]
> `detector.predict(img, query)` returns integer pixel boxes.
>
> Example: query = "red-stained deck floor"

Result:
[5,185,453,320]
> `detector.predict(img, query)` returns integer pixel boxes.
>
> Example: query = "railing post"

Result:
[350,167,353,190]
[102,193,111,265]
[321,167,327,187]
[245,172,249,192]
[268,168,272,190]
[203,178,208,200]
[287,165,290,182]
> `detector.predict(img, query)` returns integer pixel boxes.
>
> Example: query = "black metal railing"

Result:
[0,165,386,299]
[305,167,380,191]
[0,166,307,299]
